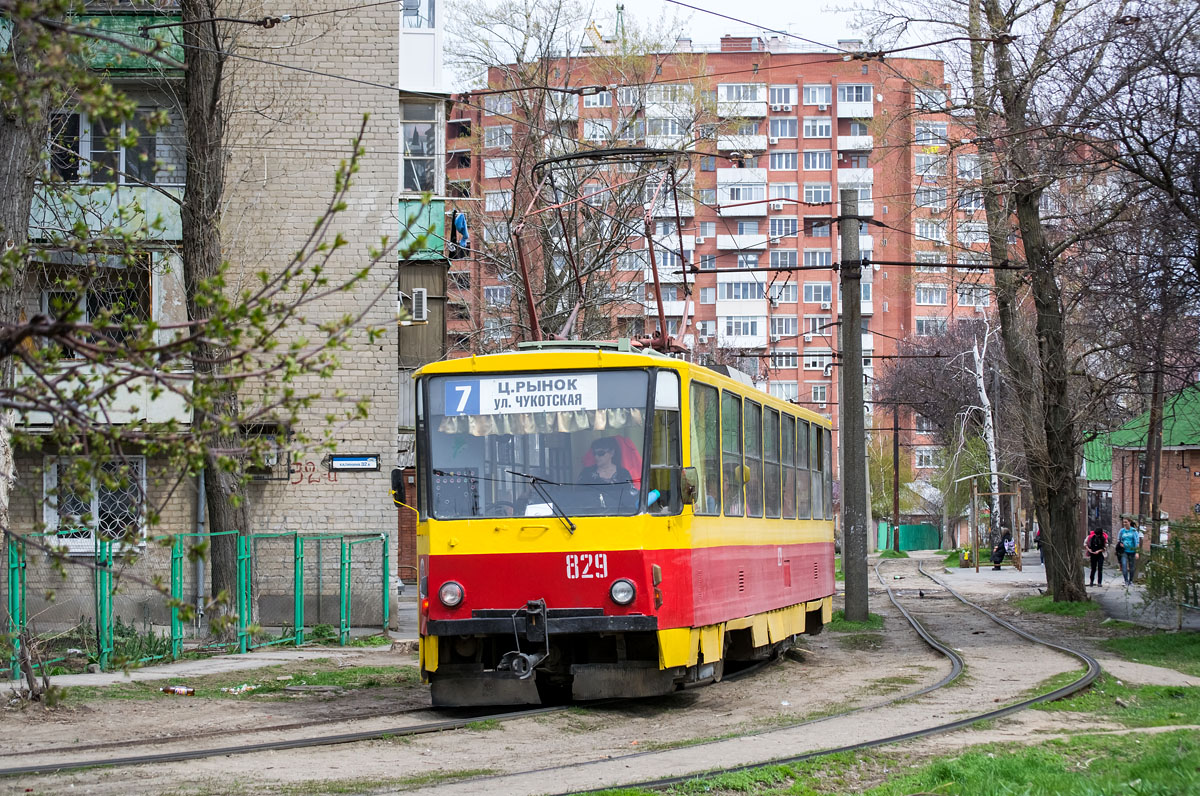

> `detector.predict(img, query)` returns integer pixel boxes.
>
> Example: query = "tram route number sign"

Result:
[444,374,598,416]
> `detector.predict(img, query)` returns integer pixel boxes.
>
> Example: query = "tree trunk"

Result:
[180,1,250,616]
[1144,357,1165,542]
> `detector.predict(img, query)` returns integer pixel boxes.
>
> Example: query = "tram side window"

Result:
[721,391,743,516]
[823,427,834,520]
[764,407,781,519]
[744,400,764,518]
[797,418,810,519]
[690,383,721,515]
[649,371,682,514]
[810,421,823,520]
[781,414,796,519]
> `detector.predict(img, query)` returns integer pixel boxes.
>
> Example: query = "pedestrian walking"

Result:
[1034,527,1043,564]
[1116,518,1142,585]
[1084,527,1108,586]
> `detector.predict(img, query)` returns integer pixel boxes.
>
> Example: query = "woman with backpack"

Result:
[1116,518,1142,585]
[1083,527,1108,587]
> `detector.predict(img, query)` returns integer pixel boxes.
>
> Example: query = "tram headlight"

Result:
[438,581,465,608]
[609,578,636,606]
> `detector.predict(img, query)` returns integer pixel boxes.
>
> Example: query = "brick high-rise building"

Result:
[445,34,988,480]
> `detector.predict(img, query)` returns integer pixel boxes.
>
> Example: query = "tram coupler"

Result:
[498,599,551,680]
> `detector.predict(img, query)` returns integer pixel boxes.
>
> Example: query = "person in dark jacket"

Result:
[1084,527,1108,586]
[990,536,1006,570]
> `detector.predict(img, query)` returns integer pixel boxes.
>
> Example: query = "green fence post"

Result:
[95,537,113,671]
[7,534,26,681]
[170,535,184,660]
[294,533,304,646]
[237,534,251,655]
[380,533,390,633]
[339,537,350,646]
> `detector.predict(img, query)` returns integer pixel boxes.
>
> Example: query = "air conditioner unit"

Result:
[411,288,428,322]
[769,137,779,145]
[933,240,945,248]
[770,334,782,342]
[696,236,706,244]
[770,104,782,112]
[818,104,828,111]
[820,301,832,310]
[819,403,827,410]
[699,335,709,343]
[930,207,942,214]
[771,201,785,211]
[803,333,813,343]
[782,104,793,112]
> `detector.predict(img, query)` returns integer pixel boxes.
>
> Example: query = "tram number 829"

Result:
[565,553,608,580]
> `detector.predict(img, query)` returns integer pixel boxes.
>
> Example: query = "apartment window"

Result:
[849,120,869,136]
[483,220,510,243]
[484,125,513,149]
[958,221,989,245]
[770,315,798,336]
[719,281,765,300]
[701,155,717,171]
[769,118,798,138]
[803,150,832,170]
[957,253,989,271]
[699,221,717,236]
[647,118,687,137]
[805,218,831,238]
[770,250,799,271]
[837,84,874,103]
[698,188,717,204]
[803,250,832,268]
[725,184,766,202]
[724,316,761,335]
[616,119,645,141]
[803,85,832,105]
[721,83,762,101]
[656,221,678,236]
[959,189,985,212]
[916,186,947,210]
[647,84,692,103]
[616,86,644,107]
[736,253,760,269]
[448,271,470,291]
[484,286,512,305]
[803,282,832,303]
[957,283,991,307]
[769,86,796,105]
[699,287,717,304]
[735,121,760,136]
[811,384,828,404]
[695,320,716,337]
[584,119,612,142]
[736,220,759,234]
[699,254,716,270]
[617,252,646,271]
[770,217,798,237]
[914,121,948,146]
[41,253,152,352]
[769,183,798,200]
[915,88,947,110]
[583,90,612,107]
[803,117,832,138]
[804,349,832,369]
[769,151,798,171]
[844,183,872,203]
[915,251,948,272]
[915,153,947,178]
[958,154,981,180]
[52,109,167,185]
[915,414,937,434]
[805,314,832,334]
[771,349,798,368]
[770,381,799,401]
[697,122,717,138]
[44,457,146,553]
[804,183,832,203]
[484,190,512,213]
[769,280,798,302]
[915,284,948,305]
[916,219,947,242]
[654,247,686,270]
[483,157,512,179]
[915,447,938,469]
[915,316,948,336]
[483,94,513,115]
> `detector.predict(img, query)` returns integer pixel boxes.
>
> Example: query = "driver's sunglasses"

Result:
[593,448,614,456]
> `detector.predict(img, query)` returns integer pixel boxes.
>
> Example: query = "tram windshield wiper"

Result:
[507,470,576,534]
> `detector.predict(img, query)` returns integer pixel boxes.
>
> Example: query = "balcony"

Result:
[717,100,768,118]
[31,184,183,240]
[715,299,768,317]
[716,234,768,250]
[862,332,874,351]
[646,134,688,150]
[652,233,696,251]
[717,134,767,152]
[838,101,874,118]
[836,299,874,317]
[837,135,874,150]
[398,198,446,260]
[643,300,694,317]
[837,234,874,253]
[644,267,686,284]
[649,200,695,218]
[837,167,874,184]
[717,331,768,349]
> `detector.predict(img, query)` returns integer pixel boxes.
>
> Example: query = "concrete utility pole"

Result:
[893,403,901,553]
[839,189,869,622]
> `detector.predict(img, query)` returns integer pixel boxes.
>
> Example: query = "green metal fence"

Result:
[6,529,390,679]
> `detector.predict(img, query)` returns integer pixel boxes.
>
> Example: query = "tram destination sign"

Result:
[444,374,598,416]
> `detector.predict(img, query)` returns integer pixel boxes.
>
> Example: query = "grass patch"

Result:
[865,674,920,695]
[1034,673,1200,727]
[877,549,909,559]
[835,555,844,582]
[466,718,501,731]
[65,660,421,702]
[942,548,964,565]
[345,634,392,648]
[388,768,497,789]
[1014,594,1099,617]
[837,633,885,651]
[827,609,884,632]
[1101,630,1200,677]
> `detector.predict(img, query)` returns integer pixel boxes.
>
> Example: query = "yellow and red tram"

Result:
[412,341,835,705]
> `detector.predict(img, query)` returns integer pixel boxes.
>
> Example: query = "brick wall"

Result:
[1112,448,1200,544]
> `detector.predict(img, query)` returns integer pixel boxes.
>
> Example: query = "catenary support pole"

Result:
[893,403,901,553]
[839,189,869,622]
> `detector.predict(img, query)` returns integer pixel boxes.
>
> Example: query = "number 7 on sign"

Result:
[444,380,480,416]
[454,385,472,413]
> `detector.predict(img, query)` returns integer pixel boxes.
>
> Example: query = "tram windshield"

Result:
[424,370,653,519]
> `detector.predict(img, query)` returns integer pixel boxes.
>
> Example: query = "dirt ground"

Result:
[2,554,1193,795]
